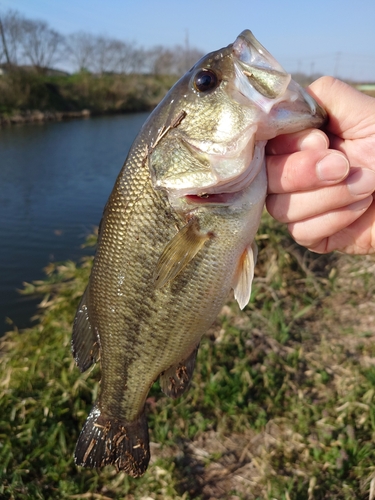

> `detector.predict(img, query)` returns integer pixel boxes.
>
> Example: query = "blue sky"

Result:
[1,0,375,81]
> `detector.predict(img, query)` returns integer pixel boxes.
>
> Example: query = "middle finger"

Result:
[266,167,375,223]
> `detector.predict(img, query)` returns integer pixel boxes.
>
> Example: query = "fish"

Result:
[71,30,326,477]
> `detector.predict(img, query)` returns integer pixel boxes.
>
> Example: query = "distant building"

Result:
[0,63,9,75]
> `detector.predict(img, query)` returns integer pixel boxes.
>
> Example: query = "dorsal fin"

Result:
[233,242,258,310]
[154,217,212,288]
[72,287,100,372]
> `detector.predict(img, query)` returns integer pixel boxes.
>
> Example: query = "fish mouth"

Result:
[182,140,266,206]
[185,193,236,205]
[231,30,327,123]
[231,30,292,114]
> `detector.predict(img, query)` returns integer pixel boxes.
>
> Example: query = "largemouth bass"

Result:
[72,30,326,477]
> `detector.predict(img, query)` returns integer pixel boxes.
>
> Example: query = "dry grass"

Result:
[1,214,375,499]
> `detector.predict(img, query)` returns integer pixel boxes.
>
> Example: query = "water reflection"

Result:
[0,113,149,335]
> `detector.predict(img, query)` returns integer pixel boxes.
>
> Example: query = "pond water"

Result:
[0,112,149,335]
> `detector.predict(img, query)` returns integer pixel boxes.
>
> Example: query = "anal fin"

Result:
[72,287,100,372]
[159,345,199,398]
[74,404,150,477]
[154,217,212,288]
[233,242,258,310]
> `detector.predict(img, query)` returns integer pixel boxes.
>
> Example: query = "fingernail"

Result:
[317,153,350,182]
[299,131,328,151]
[347,168,375,196]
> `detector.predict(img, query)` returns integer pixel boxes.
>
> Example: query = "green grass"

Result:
[1,213,375,499]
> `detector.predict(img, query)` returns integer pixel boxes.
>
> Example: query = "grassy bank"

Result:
[0,71,177,124]
[1,214,375,499]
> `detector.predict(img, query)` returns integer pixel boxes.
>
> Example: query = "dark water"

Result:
[0,113,149,336]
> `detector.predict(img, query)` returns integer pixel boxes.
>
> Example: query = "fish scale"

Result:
[72,30,326,476]
[88,140,226,413]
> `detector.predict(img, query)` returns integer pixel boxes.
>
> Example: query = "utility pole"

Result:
[0,16,11,66]
[185,29,190,72]
[334,51,341,78]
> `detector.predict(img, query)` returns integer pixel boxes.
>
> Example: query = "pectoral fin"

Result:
[159,345,199,398]
[154,217,212,288]
[72,287,100,372]
[233,242,258,310]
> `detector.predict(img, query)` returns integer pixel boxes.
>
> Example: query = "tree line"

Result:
[0,10,204,76]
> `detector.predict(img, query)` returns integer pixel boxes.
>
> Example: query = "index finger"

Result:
[308,77,375,140]
[266,148,349,194]
[266,128,329,156]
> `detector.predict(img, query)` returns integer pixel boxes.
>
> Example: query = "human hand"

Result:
[266,76,375,254]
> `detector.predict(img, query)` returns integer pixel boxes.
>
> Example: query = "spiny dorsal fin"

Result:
[154,217,212,288]
[233,241,258,310]
[159,345,199,399]
[72,287,100,372]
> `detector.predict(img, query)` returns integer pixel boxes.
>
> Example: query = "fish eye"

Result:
[193,69,219,92]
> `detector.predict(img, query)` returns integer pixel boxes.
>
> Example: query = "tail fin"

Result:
[74,405,150,477]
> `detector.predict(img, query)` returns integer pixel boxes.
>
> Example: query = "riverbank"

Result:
[0,70,177,126]
[0,109,92,126]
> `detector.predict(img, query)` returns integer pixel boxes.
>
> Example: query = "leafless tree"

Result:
[127,46,148,74]
[19,18,65,72]
[65,31,96,72]
[146,44,204,76]
[66,32,146,74]
[175,46,204,74]
[0,8,204,76]
[115,41,145,74]
[0,10,24,66]
[91,36,116,73]
[146,46,176,75]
